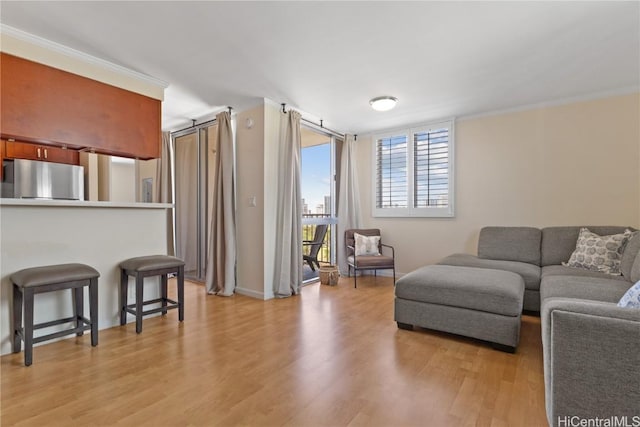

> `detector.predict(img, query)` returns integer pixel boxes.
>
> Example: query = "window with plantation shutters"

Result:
[372,120,454,217]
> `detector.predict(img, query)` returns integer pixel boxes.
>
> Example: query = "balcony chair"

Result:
[303,224,329,271]
[345,229,395,288]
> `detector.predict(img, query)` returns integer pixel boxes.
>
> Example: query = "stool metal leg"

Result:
[120,269,128,326]
[73,287,84,336]
[23,288,34,366]
[135,275,144,334]
[89,277,98,346]
[161,274,168,315]
[12,284,22,353]
[178,266,184,322]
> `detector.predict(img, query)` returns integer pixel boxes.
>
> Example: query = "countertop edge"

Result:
[0,199,173,209]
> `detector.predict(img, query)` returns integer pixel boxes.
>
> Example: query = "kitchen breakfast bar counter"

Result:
[0,199,173,356]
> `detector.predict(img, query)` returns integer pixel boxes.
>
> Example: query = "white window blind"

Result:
[372,120,454,218]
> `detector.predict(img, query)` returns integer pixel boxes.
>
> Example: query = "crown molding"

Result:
[0,24,168,89]
[458,86,640,122]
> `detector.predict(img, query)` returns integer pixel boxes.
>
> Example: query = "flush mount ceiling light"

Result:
[369,96,398,111]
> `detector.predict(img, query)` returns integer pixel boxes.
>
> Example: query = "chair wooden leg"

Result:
[89,278,98,346]
[135,275,144,334]
[120,269,128,326]
[354,268,357,289]
[74,286,84,336]
[12,284,22,353]
[161,274,168,315]
[177,266,184,322]
[23,288,34,366]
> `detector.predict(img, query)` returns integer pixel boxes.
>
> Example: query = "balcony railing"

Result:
[302,214,332,265]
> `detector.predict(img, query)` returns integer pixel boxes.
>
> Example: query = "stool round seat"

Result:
[12,263,100,288]
[120,255,184,272]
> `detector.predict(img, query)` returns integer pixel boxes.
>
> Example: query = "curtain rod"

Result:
[282,103,345,139]
[170,106,232,135]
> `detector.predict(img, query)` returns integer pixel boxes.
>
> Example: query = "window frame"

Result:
[371,119,455,218]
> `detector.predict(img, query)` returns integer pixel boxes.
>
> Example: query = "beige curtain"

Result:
[174,134,198,274]
[156,131,175,256]
[273,111,303,297]
[205,111,236,296]
[337,134,361,275]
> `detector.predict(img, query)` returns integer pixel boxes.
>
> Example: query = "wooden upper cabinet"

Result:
[1,53,161,160]
[4,140,79,165]
[0,140,4,181]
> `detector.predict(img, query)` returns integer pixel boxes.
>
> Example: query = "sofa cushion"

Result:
[562,228,633,276]
[345,229,380,257]
[540,226,633,267]
[438,253,541,290]
[617,281,640,308]
[347,255,394,268]
[620,232,640,280]
[631,251,640,283]
[354,233,380,256]
[540,275,632,304]
[395,265,524,316]
[477,226,541,266]
[541,265,628,282]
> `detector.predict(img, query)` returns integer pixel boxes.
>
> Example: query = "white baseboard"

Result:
[235,286,274,300]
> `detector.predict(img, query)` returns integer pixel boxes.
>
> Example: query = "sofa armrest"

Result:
[541,298,640,426]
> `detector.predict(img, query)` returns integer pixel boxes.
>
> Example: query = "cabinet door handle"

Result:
[37,148,41,158]
[44,149,48,159]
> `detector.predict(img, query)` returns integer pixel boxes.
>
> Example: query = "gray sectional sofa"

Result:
[435,226,640,426]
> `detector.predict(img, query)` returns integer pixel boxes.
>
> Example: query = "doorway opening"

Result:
[300,126,342,283]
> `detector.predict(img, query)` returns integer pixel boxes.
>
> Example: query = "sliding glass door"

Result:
[173,123,217,282]
[301,126,341,282]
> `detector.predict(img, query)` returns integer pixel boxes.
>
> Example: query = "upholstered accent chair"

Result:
[345,229,395,288]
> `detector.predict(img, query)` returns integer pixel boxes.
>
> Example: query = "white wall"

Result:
[110,161,136,203]
[235,100,283,300]
[262,102,281,300]
[236,104,267,298]
[0,203,169,355]
[357,93,640,275]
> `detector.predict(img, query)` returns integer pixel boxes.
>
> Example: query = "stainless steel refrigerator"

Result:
[2,159,84,200]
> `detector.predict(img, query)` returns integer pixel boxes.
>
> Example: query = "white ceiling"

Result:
[2,1,639,134]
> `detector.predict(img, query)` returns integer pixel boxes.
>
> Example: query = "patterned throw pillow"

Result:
[563,228,633,275]
[354,233,381,256]
[617,281,640,309]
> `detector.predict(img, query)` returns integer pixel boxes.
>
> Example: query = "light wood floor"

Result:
[1,276,548,427]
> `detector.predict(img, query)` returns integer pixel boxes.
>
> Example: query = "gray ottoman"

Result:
[394,265,525,352]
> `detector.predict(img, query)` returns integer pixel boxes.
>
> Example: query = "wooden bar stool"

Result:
[11,263,100,366]
[119,255,185,334]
